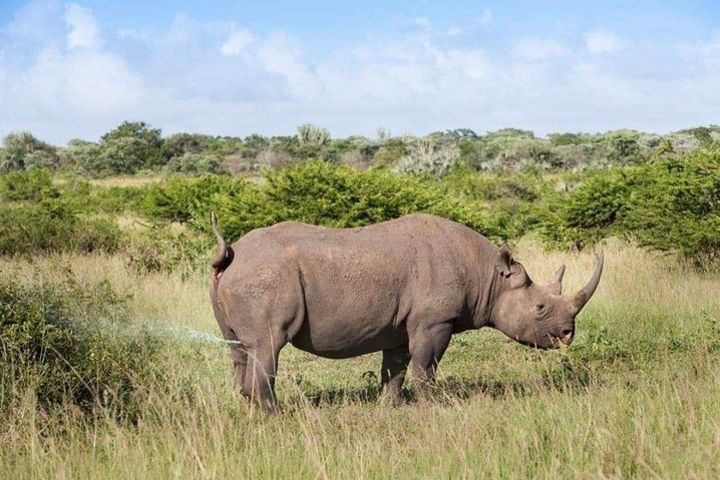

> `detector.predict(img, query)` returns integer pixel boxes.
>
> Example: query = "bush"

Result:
[56,179,145,215]
[373,139,407,167]
[0,274,165,415]
[163,133,213,157]
[196,160,508,243]
[623,150,720,262]
[0,201,121,255]
[96,137,149,176]
[538,149,720,263]
[100,121,165,168]
[126,226,209,275]
[62,140,102,173]
[394,137,461,177]
[140,174,252,223]
[1,132,59,171]
[165,153,223,175]
[297,124,330,146]
[0,169,58,202]
[441,168,550,239]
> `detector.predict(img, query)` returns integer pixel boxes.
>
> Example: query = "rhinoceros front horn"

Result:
[571,252,604,313]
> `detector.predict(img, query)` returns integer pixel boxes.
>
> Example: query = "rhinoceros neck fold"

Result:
[471,263,505,329]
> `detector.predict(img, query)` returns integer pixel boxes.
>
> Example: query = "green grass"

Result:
[2,239,720,479]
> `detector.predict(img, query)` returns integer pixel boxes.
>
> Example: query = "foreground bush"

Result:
[0,169,58,201]
[0,274,165,415]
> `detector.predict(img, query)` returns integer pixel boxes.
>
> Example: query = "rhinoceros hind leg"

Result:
[231,346,248,397]
[380,344,410,405]
[244,338,286,413]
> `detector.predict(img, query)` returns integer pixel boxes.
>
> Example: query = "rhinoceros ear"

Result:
[495,245,513,277]
[495,245,529,288]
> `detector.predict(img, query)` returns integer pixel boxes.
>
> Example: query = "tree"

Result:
[296,124,330,146]
[1,132,59,171]
[100,121,165,168]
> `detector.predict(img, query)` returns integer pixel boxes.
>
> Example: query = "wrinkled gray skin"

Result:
[209,213,603,412]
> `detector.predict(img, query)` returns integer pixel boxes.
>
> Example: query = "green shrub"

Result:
[373,138,407,167]
[1,132,59,171]
[140,174,252,223]
[0,274,165,415]
[57,179,129,214]
[0,201,121,255]
[623,150,720,262]
[297,124,330,146]
[0,169,58,201]
[163,133,214,157]
[126,226,209,275]
[100,121,166,168]
[165,153,223,175]
[538,149,720,262]
[95,137,148,176]
[537,169,639,249]
[394,137,461,177]
[62,140,102,173]
[441,168,544,203]
[195,160,508,243]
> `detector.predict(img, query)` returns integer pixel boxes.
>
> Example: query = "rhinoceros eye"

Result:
[534,304,546,317]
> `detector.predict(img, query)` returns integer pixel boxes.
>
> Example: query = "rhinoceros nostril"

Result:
[559,328,574,345]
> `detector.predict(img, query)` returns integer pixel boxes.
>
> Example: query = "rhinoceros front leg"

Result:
[409,322,453,399]
[381,344,410,405]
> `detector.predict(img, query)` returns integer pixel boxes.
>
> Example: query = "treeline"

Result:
[3,149,720,267]
[2,121,719,176]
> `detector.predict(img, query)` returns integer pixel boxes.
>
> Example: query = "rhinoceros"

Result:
[209,213,603,411]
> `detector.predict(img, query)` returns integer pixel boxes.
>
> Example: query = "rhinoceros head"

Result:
[490,246,604,349]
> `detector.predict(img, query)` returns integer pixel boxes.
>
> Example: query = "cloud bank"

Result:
[0,1,719,145]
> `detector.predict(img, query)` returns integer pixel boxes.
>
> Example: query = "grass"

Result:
[1,238,720,478]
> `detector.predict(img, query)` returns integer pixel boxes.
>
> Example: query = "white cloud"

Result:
[24,47,144,113]
[512,38,568,61]
[220,27,253,56]
[65,3,101,49]
[2,2,720,144]
[584,29,622,54]
[479,9,493,26]
[6,0,65,43]
[438,49,492,80]
[257,32,319,96]
[410,17,431,29]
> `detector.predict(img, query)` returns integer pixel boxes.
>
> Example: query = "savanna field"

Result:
[2,124,720,478]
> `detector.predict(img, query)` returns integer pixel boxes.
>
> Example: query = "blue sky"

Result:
[1,1,719,144]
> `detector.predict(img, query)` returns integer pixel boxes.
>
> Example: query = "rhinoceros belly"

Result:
[288,245,410,358]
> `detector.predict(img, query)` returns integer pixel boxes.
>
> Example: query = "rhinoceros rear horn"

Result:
[549,264,565,295]
[571,252,604,313]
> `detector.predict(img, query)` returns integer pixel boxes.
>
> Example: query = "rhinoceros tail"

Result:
[210,212,234,284]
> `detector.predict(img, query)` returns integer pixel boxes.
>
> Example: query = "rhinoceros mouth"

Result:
[545,334,565,350]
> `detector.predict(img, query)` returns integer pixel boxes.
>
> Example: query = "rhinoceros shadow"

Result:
[290,366,594,408]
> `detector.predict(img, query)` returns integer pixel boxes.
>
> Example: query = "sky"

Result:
[0,0,719,145]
